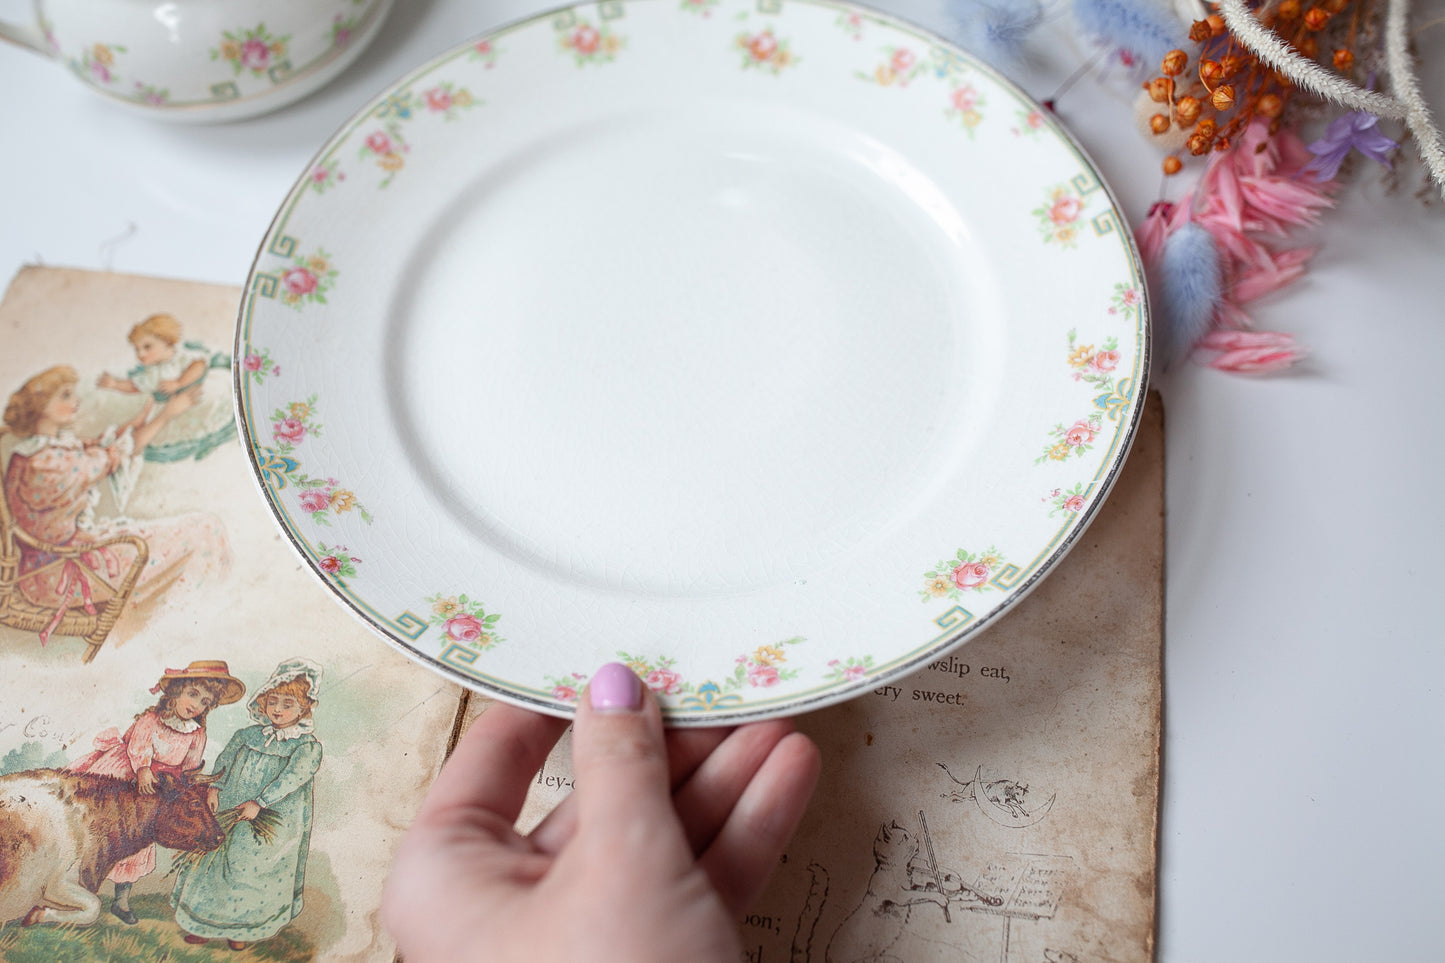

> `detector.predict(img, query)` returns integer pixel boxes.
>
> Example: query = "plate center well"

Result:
[388,107,990,596]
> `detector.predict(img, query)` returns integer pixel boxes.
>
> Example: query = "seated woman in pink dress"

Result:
[1,365,233,642]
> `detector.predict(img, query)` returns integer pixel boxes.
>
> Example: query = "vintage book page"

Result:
[0,266,466,962]
[505,399,1165,963]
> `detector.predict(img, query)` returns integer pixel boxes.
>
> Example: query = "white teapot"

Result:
[0,0,394,122]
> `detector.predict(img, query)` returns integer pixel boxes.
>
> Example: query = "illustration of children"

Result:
[2,366,233,643]
[64,661,246,925]
[95,313,234,464]
[172,658,324,951]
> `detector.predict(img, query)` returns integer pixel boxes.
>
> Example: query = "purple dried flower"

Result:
[1304,112,1398,181]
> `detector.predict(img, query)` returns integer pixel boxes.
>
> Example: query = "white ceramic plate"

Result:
[236,0,1149,724]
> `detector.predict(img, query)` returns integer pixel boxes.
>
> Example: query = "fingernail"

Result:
[589,662,642,712]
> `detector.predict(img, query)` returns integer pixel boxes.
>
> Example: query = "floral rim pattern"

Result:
[235,0,1148,723]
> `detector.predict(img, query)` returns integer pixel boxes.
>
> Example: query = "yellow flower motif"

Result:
[874,65,896,86]
[93,44,114,66]
[775,50,794,68]
[1068,344,1095,368]
[454,90,474,107]
[626,659,649,675]
[1056,227,1077,243]
[926,575,952,598]
[306,256,330,274]
[269,41,286,56]
[329,489,357,512]
[432,596,461,617]
[379,153,404,172]
[959,109,982,128]
[979,554,1000,568]
[602,35,621,54]
[289,401,311,419]
[220,40,241,62]
[753,644,786,667]
[1048,442,1071,462]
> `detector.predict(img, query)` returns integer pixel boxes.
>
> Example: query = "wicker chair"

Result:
[0,447,149,663]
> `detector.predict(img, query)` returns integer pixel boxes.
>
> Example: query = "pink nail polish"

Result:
[589,662,642,712]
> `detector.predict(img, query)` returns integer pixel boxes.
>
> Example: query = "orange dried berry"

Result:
[1150,113,1172,134]
[1147,76,1174,102]
[1256,93,1284,118]
[1277,0,1301,17]
[1207,13,1226,35]
[1213,136,1231,152]
[1189,19,1213,42]
[1297,36,1319,58]
[1334,48,1355,71]
[1210,84,1236,110]
[1188,134,1212,156]
[1304,7,1330,29]
[1163,156,1184,175]
[1161,49,1188,76]
[1220,54,1245,76]
[1199,59,1224,84]
[1196,118,1218,137]
[1175,95,1202,125]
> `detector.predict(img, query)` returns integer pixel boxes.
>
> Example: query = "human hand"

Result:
[136,767,157,795]
[237,800,261,821]
[382,662,821,963]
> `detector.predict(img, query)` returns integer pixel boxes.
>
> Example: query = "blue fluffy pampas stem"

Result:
[1156,222,1222,370]
[1071,0,1179,67]
[949,0,1046,70]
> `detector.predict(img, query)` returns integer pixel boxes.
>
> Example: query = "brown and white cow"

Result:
[0,767,225,926]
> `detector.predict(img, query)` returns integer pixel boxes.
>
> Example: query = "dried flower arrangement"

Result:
[951,0,1443,374]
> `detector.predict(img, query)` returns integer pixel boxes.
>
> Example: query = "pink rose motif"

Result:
[318,555,341,573]
[282,267,318,296]
[334,28,353,47]
[445,613,485,643]
[273,417,306,444]
[891,48,915,73]
[366,131,394,154]
[1120,287,1140,306]
[553,685,577,702]
[311,166,331,184]
[476,41,492,55]
[573,25,600,54]
[843,664,867,681]
[91,61,112,83]
[425,87,452,112]
[1091,350,1120,372]
[645,668,682,695]
[1049,195,1083,225]
[747,663,780,687]
[243,354,263,372]
[298,489,330,513]
[951,87,977,111]
[1026,110,1044,128]
[1064,494,1086,513]
[952,562,989,590]
[1064,420,1098,447]
[748,32,777,61]
[240,38,271,71]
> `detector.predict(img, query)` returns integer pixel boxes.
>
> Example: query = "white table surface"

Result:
[4,1,1442,960]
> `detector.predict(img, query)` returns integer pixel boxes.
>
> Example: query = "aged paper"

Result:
[0,267,466,962]
[508,400,1165,963]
